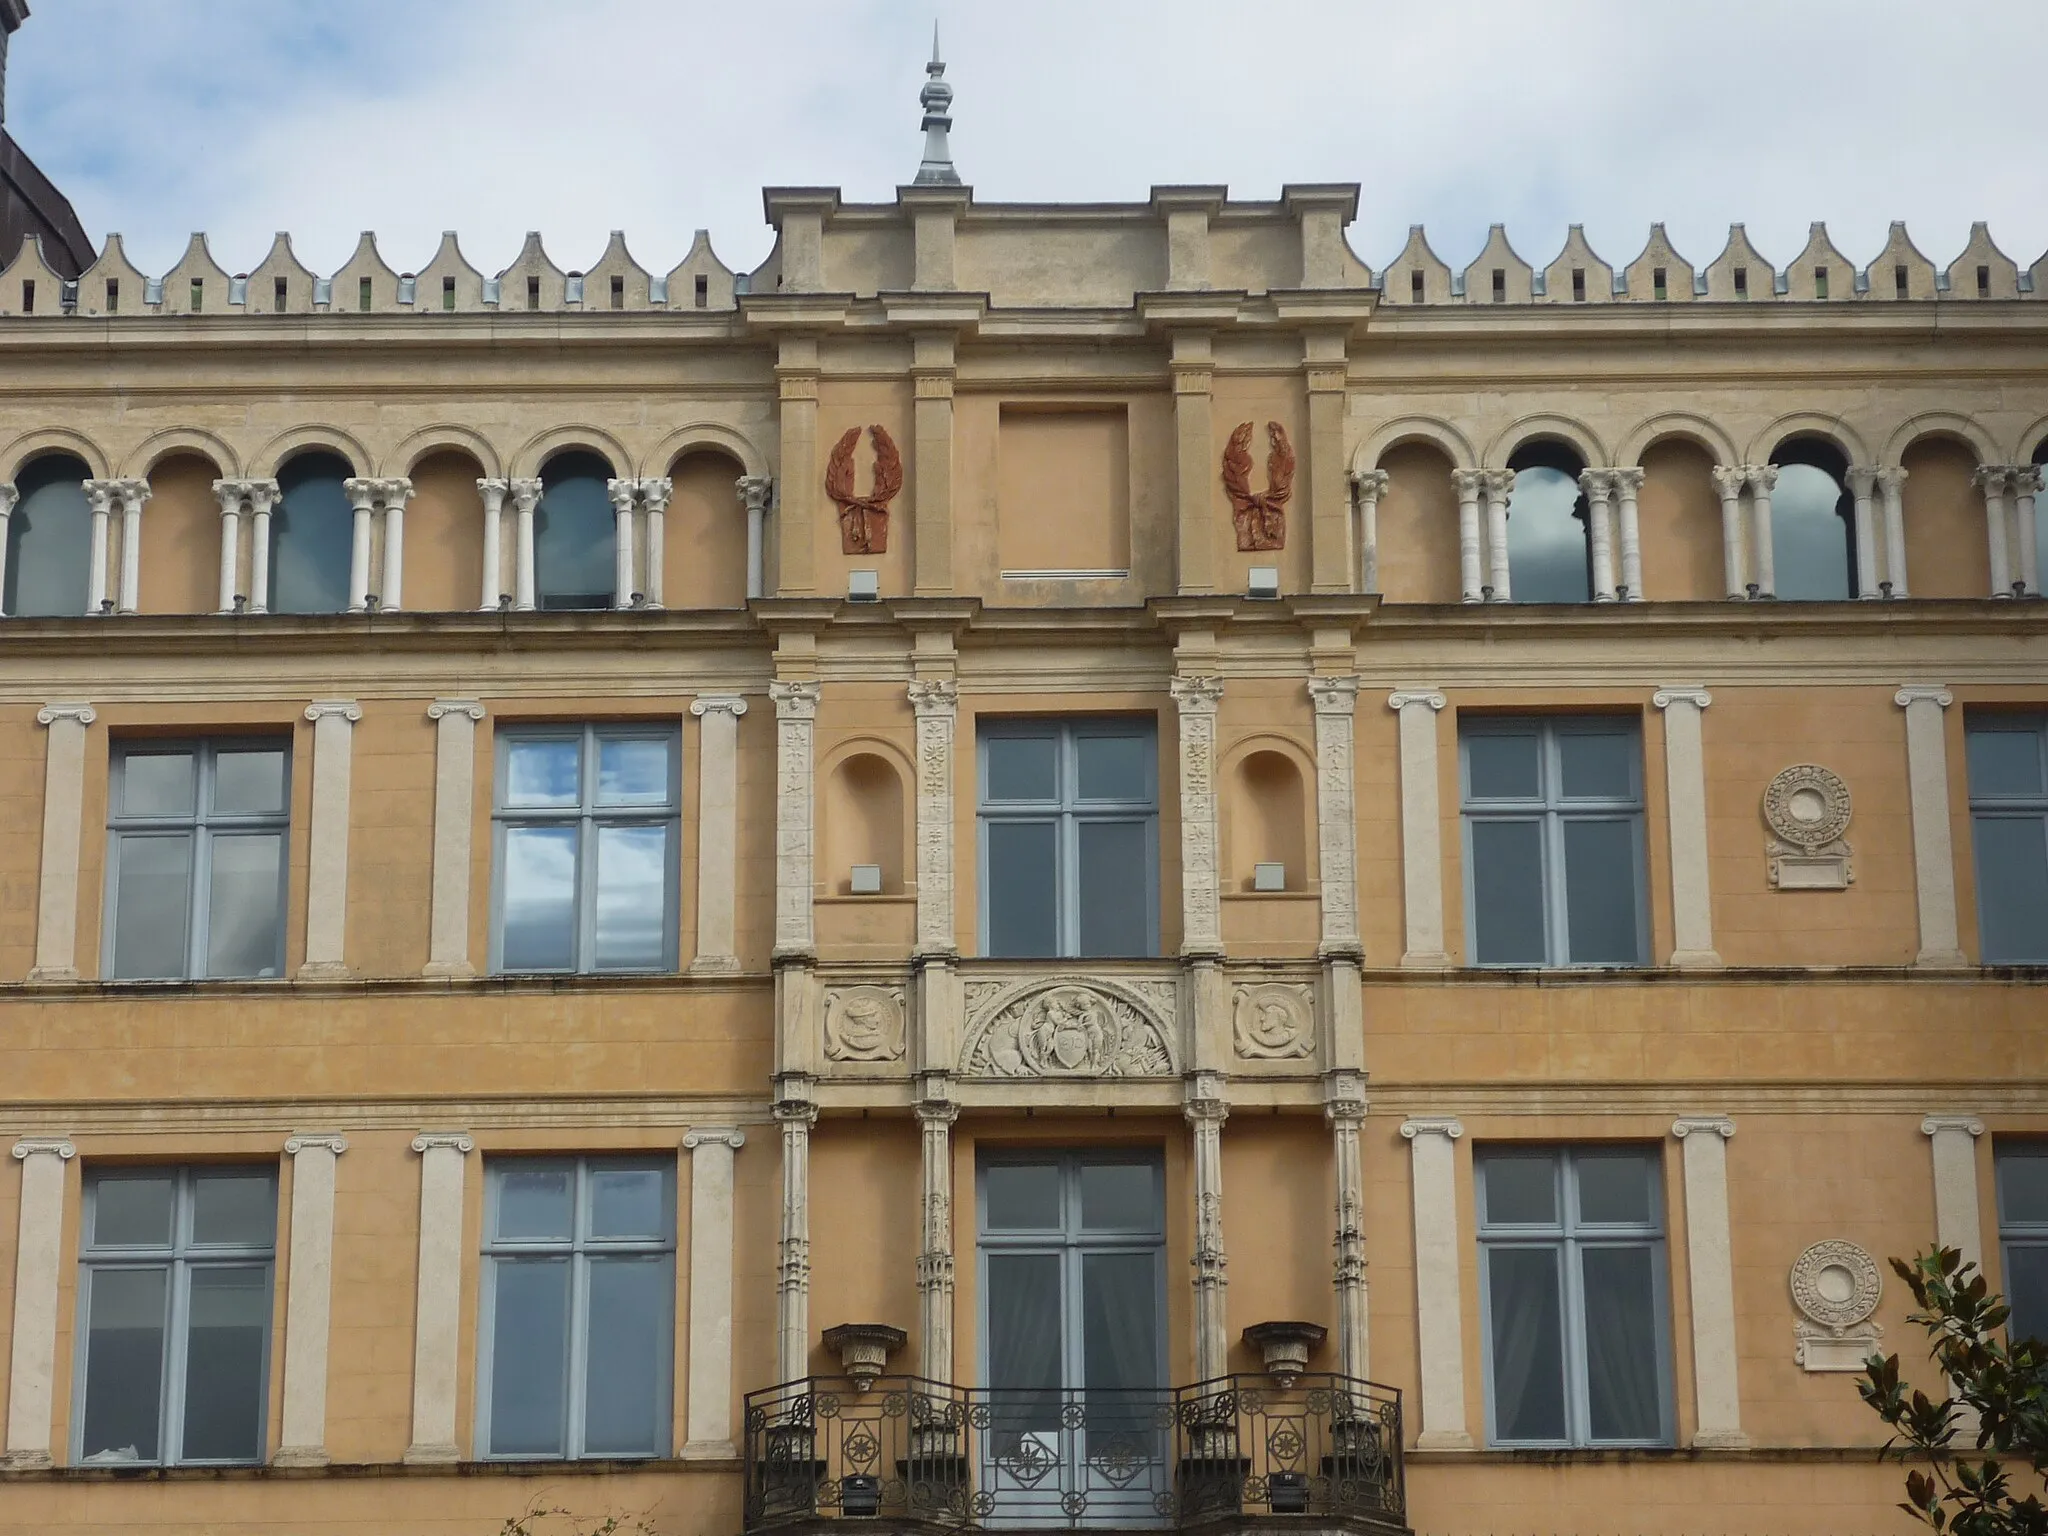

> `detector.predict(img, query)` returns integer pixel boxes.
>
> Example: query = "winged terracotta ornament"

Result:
[825,425,903,555]
[1222,420,1295,552]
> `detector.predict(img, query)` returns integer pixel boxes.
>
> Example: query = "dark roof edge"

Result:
[0,129,92,276]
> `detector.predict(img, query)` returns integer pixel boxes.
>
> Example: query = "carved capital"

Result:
[2015,465,2044,497]
[690,694,749,719]
[284,1133,349,1156]
[1387,689,1446,713]
[606,478,639,515]
[1653,687,1713,711]
[1876,466,1909,494]
[1184,1071,1230,1126]
[1672,1115,1735,1140]
[1307,676,1361,715]
[1746,464,1780,494]
[769,680,822,720]
[908,678,959,717]
[639,477,673,514]
[1846,466,1880,498]
[1972,464,2017,495]
[304,700,362,724]
[35,701,95,727]
[1450,468,1486,499]
[508,477,543,513]
[1169,675,1224,713]
[1610,467,1645,496]
[476,478,509,513]
[1894,686,1953,710]
[737,475,774,513]
[427,699,485,722]
[0,484,17,517]
[682,1125,747,1151]
[1399,1116,1462,1141]
[915,1097,960,1127]
[1921,1114,1985,1138]
[1710,465,1747,499]
[11,1137,75,1161]
[410,1131,475,1155]
[342,476,381,514]
[1577,468,1616,502]
[1350,468,1389,502]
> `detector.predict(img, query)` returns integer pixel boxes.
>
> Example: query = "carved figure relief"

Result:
[1231,983,1315,1060]
[825,425,903,554]
[1789,1239,1883,1371]
[958,980,1175,1079]
[1222,421,1295,552]
[1762,764,1855,890]
[822,985,907,1063]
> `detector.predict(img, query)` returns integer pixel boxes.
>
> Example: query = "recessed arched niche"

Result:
[665,448,748,610]
[140,452,227,613]
[823,749,907,896]
[1226,746,1310,893]
[405,448,488,613]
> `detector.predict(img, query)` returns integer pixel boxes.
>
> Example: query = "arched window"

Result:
[1769,437,1855,601]
[536,450,616,610]
[1506,440,1590,602]
[5,453,92,617]
[271,451,355,614]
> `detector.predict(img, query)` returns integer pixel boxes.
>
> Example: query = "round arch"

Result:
[386,423,503,479]
[252,424,370,480]
[1219,732,1317,891]
[2014,415,2048,465]
[1352,415,1476,474]
[1617,411,1738,468]
[3,427,109,481]
[1485,413,1606,470]
[1881,412,2000,467]
[1747,411,1869,466]
[510,425,630,480]
[646,421,768,479]
[121,427,240,480]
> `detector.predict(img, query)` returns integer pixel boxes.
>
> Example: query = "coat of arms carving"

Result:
[1222,420,1295,552]
[959,981,1174,1078]
[825,424,903,555]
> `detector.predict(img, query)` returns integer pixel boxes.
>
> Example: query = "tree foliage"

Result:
[498,1500,659,1536]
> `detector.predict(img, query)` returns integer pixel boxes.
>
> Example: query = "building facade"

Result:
[1,54,2047,1536]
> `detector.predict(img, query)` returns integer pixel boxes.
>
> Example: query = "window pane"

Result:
[1467,731,1541,802]
[501,824,578,970]
[986,820,1057,958]
[589,1166,669,1241]
[984,1164,1061,1230]
[1076,732,1151,802]
[205,832,284,978]
[271,456,355,615]
[1999,1151,2048,1226]
[180,1266,269,1461]
[80,1266,166,1462]
[1974,816,2048,963]
[111,832,193,979]
[190,1173,276,1247]
[1082,1250,1159,1439]
[496,1166,574,1241]
[488,1258,570,1455]
[2007,1244,2048,1346]
[986,734,1058,802]
[121,752,196,818]
[1482,1155,1557,1226]
[592,822,669,970]
[1968,725,2045,800]
[1581,1246,1663,1441]
[1471,819,1546,964]
[596,736,672,807]
[5,463,92,617]
[583,1256,671,1455]
[1557,730,1635,801]
[1562,818,1641,964]
[1487,1247,1567,1441]
[1080,1164,1156,1232]
[1575,1153,1656,1227]
[1772,463,1852,602]
[1077,820,1150,957]
[211,749,287,816]
[984,1252,1062,1422]
[92,1176,175,1247]
[504,738,581,809]
[535,468,617,610]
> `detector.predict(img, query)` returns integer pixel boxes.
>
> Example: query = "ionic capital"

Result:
[304,699,362,725]
[11,1137,75,1161]
[1672,1115,1736,1140]
[427,699,485,722]
[690,694,749,719]
[1921,1114,1985,1138]
[35,701,95,727]
[1307,675,1361,715]
[1652,687,1713,711]
[682,1125,747,1151]
[284,1133,349,1156]
[1894,685,1953,710]
[1387,688,1446,713]
[1399,1116,1463,1141]
[410,1131,475,1155]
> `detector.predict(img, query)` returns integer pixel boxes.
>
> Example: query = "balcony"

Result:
[742,1374,1407,1535]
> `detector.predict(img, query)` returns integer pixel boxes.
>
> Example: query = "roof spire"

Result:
[912,23,960,186]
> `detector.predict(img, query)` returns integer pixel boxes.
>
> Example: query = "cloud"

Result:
[7,0,2045,282]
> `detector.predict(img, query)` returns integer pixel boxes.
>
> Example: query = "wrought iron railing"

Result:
[742,1373,1404,1531]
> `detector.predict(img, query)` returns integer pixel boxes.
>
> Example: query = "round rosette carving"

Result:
[1789,1239,1882,1332]
[1762,765,1852,850]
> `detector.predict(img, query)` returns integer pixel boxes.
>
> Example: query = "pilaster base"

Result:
[1398,951,1451,970]
[1668,948,1724,970]
[295,961,354,981]
[680,1439,740,1461]
[1691,1429,1751,1450]
[1413,1429,1474,1451]
[271,1445,331,1468]
[688,955,744,977]
[421,960,475,980]
[0,1449,53,1470]
[1914,948,1968,969]
[25,966,78,985]
[402,1442,460,1465]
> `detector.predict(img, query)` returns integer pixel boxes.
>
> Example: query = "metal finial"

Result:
[913,22,960,186]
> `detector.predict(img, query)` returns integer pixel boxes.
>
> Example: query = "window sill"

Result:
[1405,1442,1884,1465]
[1219,889,1320,902]
[0,1454,740,1483]
[815,893,915,906]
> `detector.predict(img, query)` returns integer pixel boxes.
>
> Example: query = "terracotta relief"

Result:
[826,424,902,554]
[1223,420,1295,551]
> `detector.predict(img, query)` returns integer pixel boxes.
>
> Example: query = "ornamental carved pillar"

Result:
[1450,468,1484,602]
[607,478,639,609]
[1185,1072,1230,1382]
[915,1089,959,1380]
[1350,468,1387,594]
[738,474,773,600]
[689,695,749,975]
[1170,677,1224,959]
[1846,466,1881,598]
[1579,469,1617,601]
[640,476,671,607]
[1324,1074,1369,1381]
[1481,469,1514,599]
[1711,465,1747,598]
[1612,466,1645,600]
[774,1088,819,1383]
[1878,466,1910,596]
[1746,465,1779,597]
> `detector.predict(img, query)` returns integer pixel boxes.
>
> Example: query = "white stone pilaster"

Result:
[682,1126,746,1455]
[1847,467,1880,598]
[3,1137,75,1468]
[1170,677,1224,958]
[1186,1072,1229,1382]
[1895,687,1966,967]
[688,696,748,975]
[1451,469,1484,603]
[1878,466,1910,597]
[1747,465,1778,597]
[1351,469,1387,595]
[1481,469,1514,600]
[275,1134,348,1466]
[30,702,94,982]
[1974,465,2014,597]
[769,681,822,961]
[607,478,638,609]
[0,484,17,615]
[1613,466,1646,600]
[510,478,541,612]
[404,1131,474,1463]
[1400,1117,1471,1449]
[640,477,671,608]
[299,701,361,979]
[1921,1115,1986,1272]
[915,1091,959,1380]
[424,700,484,977]
[1672,1116,1747,1449]
[1308,677,1362,957]
[1711,465,1747,598]
[1579,469,1617,601]
[909,680,959,958]
[476,479,507,610]
[1325,1076,1369,1381]
[1389,690,1450,967]
[343,477,377,614]
[739,475,772,601]
[1653,688,1721,968]
[2013,466,2042,598]
[774,1091,817,1383]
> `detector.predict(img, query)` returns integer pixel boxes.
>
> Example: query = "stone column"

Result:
[379,478,412,611]
[1170,677,1225,958]
[1400,1117,1471,1449]
[83,480,113,613]
[116,479,148,614]
[641,476,671,608]
[688,695,748,974]
[1672,1116,1747,1448]
[682,1126,746,1454]
[3,1137,74,1468]
[1921,1115,1986,1272]
[299,701,361,980]
[1653,688,1721,968]
[510,477,541,611]
[214,479,244,612]
[276,1133,347,1466]
[2014,466,2042,598]
[1895,686,1966,967]
[774,1092,818,1382]
[769,681,822,962]
[775,341,819,595]
[1172,333,1215,594]
[1308,677,1362,956]
[343,477,377,613]
[405,1131,474,1463]
[1879,467,1910,597]
[1351,469,1387,594]
[1325,1076,1369,1380]
[607,479,638,608]
[1974,465,2014,597]
[1747,465,1778,597]
[1481,469,1514,600]
[1186,1072,1230,1381]
[738,475,772,600]
[30,702,94,982]
[1306,340,1353,593]
[0,484,17,615]
[1711,466,1747,598]
[1389,690,1450,967]
[424,700,484,977]
[1847,467,1880,598]
[1579,469,1617,601]
[915,1092,959,1380]
[1613,467,1646,600]
[247,483,278,615]
[913,333,957,594]
[476,479,507,610]
[909,680,959,958]
[1451,469,1484,603]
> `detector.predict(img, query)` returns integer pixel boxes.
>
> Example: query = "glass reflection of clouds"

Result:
[505,739,581,808]
[1507,467,1591,603]
[594,824,668,969]
[7,455,93,617]
[271,453,355,615]
[597,738,671,806]
[1772,463,1851,601]
[536,451,617,611]
[502,824,578,971]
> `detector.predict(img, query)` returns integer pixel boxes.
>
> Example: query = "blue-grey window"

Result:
[1997,1145,2048,1345]
[74,1166,277,1466]
[535,450,616,610]
[978,718,1157,959]
[105,739,291,980]
[479,1158,675,1459]
[1460,716,1646,967]
[492,724,678,974]
[5,452,92,617]
[270,451,354,614]
[1477,1147,1670,1448]
[1769,438,1855,601]
[1505,441,1590,603]
[1967,714,2048,963]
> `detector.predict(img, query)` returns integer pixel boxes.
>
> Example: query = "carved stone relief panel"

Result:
[1763,764,1855,890]
[1789,1239,1884,1371]
[1231,982,1314,1060]
[821,985,908,1064]
[958,977,1178,1079]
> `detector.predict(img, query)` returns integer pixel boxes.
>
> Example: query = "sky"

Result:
[5,0,2045,286]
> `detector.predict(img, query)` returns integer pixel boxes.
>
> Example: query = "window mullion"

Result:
[567,1160,589,1455]
[164,1244,191,1463]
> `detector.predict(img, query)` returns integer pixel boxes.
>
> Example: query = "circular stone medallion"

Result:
[1789,1239,1882,1330]
[1763,765,1852,849]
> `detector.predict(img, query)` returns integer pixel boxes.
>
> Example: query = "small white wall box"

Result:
[847,569,881,602]
[849,864,883,895]
[1247,566,1280,599]
[1253,862,1287,892]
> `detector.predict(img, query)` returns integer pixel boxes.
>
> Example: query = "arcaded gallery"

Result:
[0,18,2046,1536]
